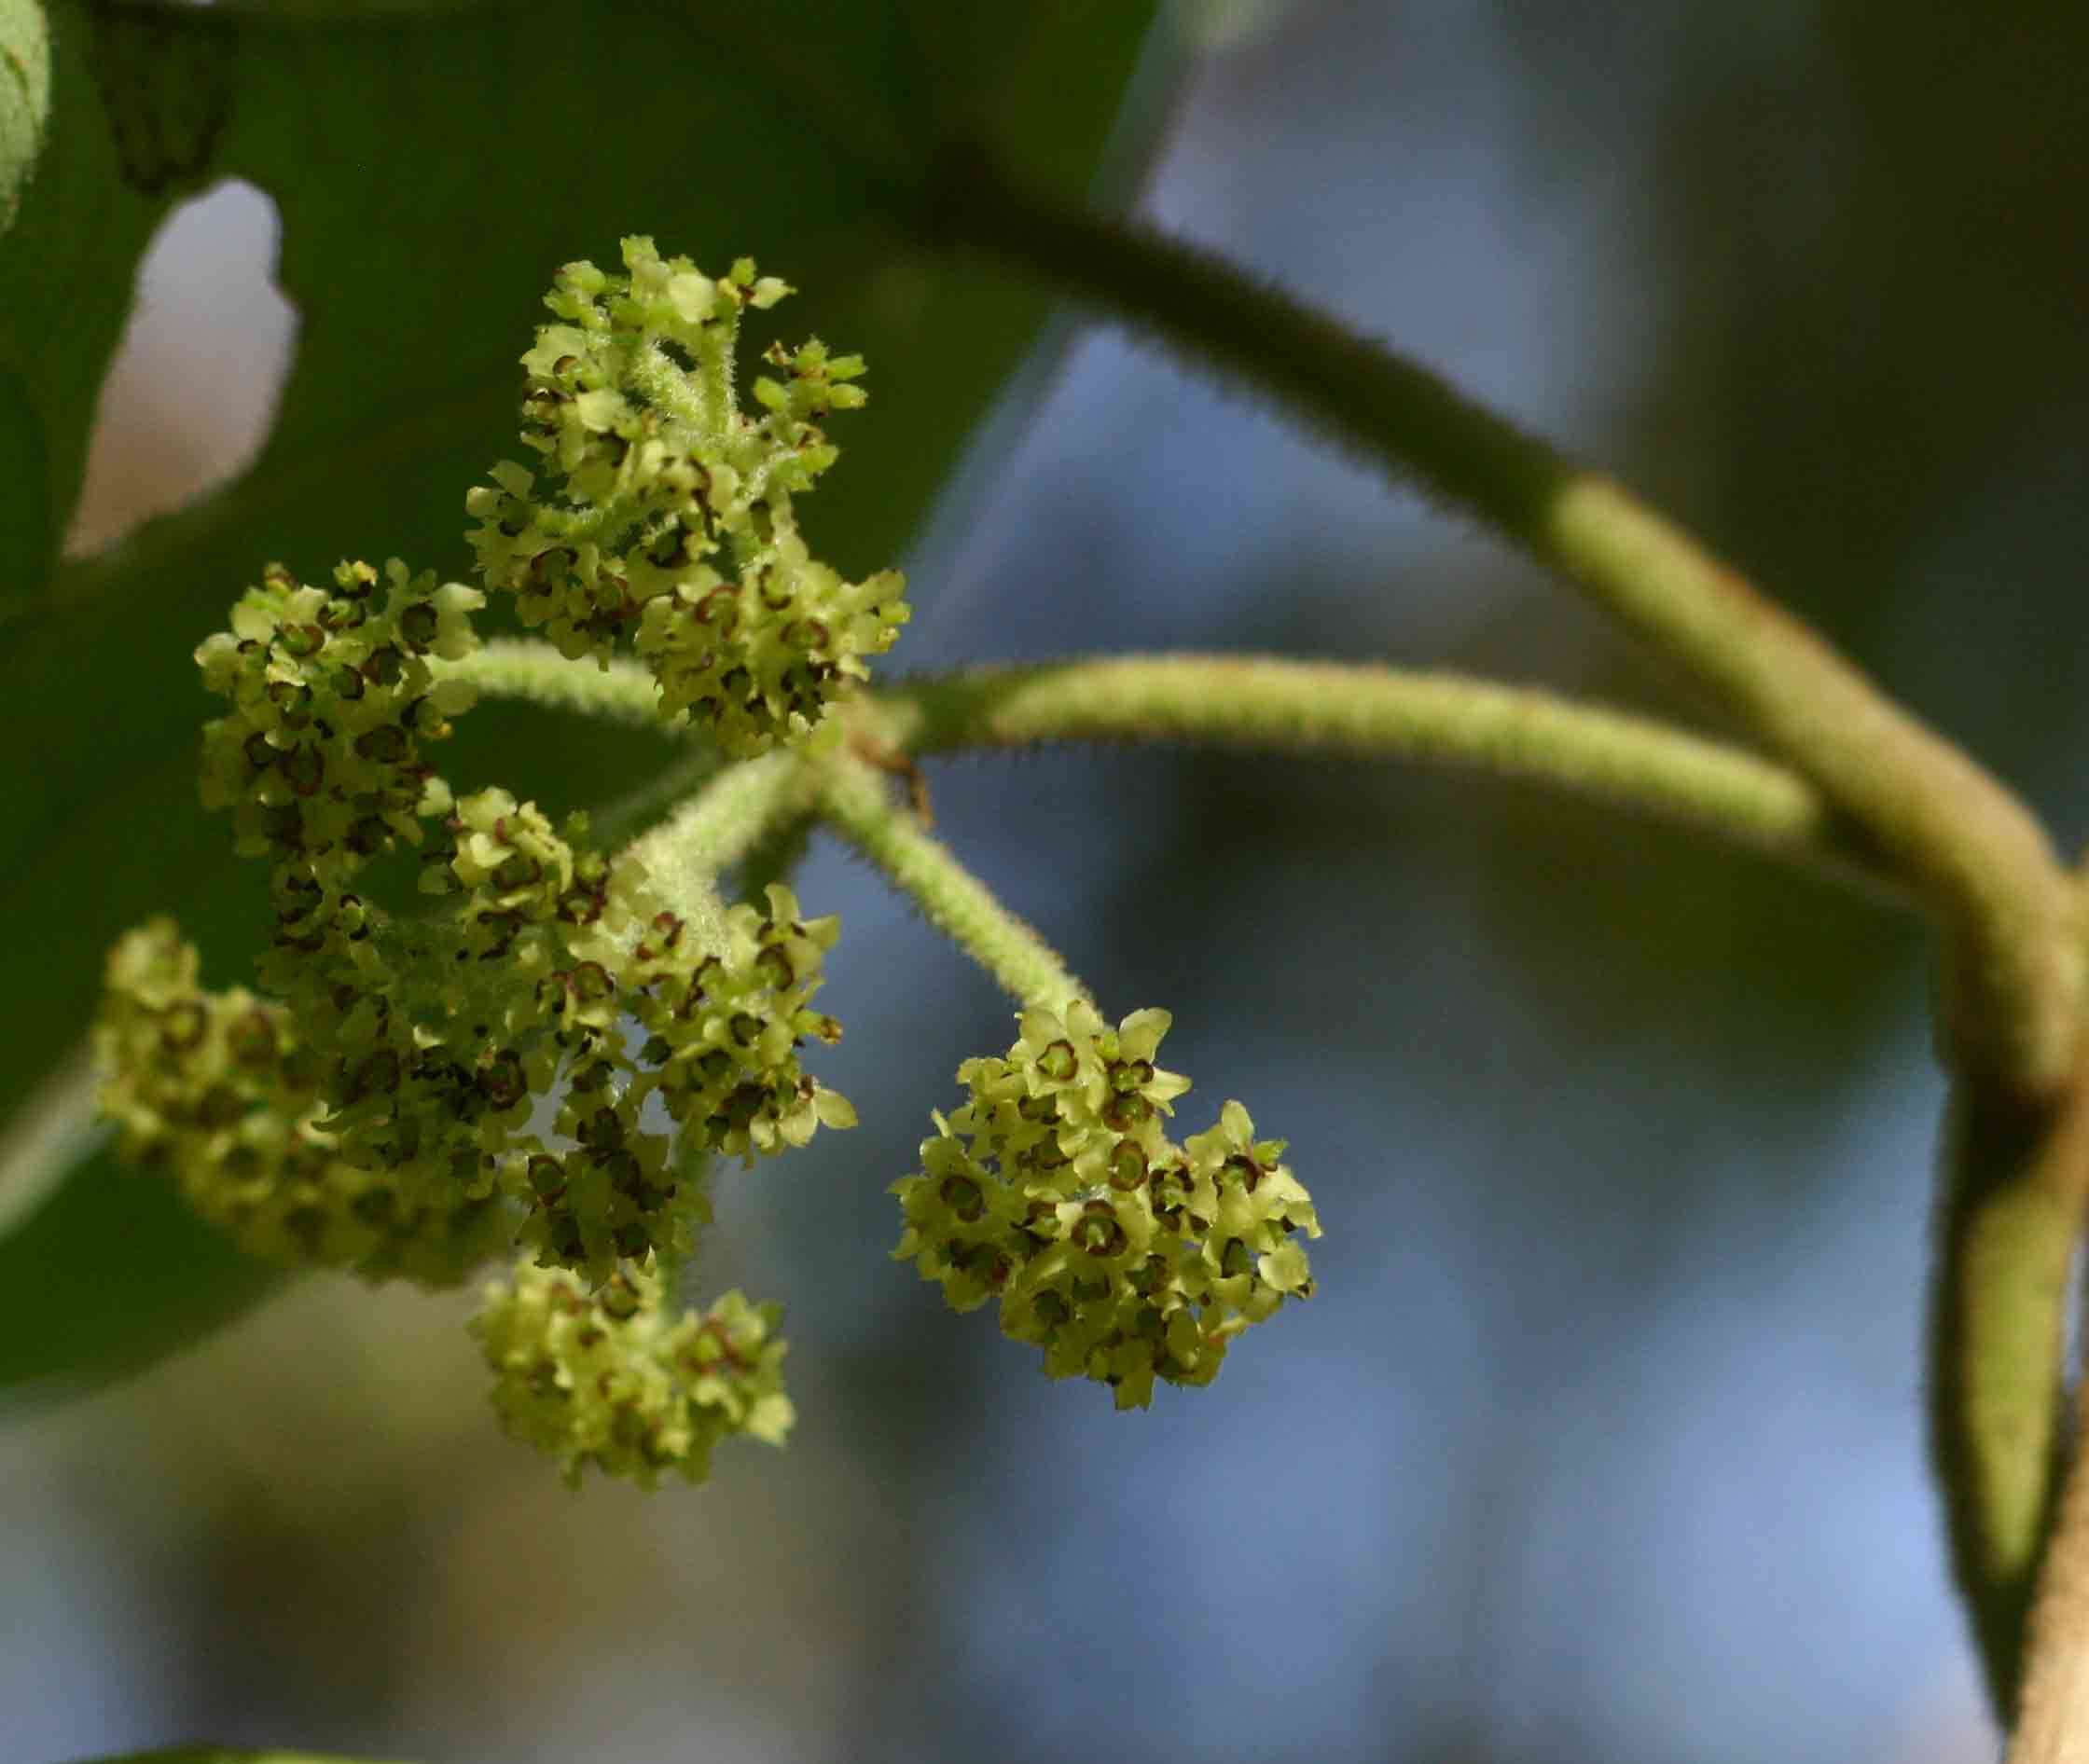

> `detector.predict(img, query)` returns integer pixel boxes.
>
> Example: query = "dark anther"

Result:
[938,1173,986,1222]
[566,961,615,1004]
[1100,1092,1152,1133]
[529,547,576,586]
[476,1050,527,1109]
[1224,1152,1264,1193]
[1037,1040,1078,1082]
[692,586,740,632]
[1108,1141,1148,1192]
[397,602,439,650]
[353,724,409,765]
[266,679,314,725]
[1076,1205,1127,1259]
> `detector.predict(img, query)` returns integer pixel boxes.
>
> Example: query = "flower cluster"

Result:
[465,238,908,756]
[95,919,507,1285]
[100,555,856,1293]
[892,1003,1320,1409]
[472,1259,793,1489]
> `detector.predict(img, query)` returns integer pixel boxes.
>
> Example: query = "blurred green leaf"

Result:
[0,1141,281,1406]
[0,0,1165,1399]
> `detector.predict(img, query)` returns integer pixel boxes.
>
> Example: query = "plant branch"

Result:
[1932,1053,2089,1723]
[867,656,1902,901]
[925,153,2080,1096]
[814,748,1088,1012]
[437,640,662,728]
[2013,1395,2089,1761]
[619,750,818,944]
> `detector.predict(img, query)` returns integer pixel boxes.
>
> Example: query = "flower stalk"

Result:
[927,150,2080,1098]
[814,747,1088,1013]
[868,656,1899,900]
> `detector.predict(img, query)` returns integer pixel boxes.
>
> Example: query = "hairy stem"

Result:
[928,154,2079,1096]
[867,656,1901,901]
[814,749,1088,1012]
[620,750,817,943]
[2013,1399,2089,1761]
[1932,1054,2089,1721]
[437,640,662,726]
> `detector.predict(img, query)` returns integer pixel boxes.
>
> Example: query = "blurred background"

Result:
[11,0,2089,1758]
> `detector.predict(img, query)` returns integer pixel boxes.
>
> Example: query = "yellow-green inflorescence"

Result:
[465,238,909,757]
[473,1261,793,1490]
[91,240,901,1486]
[104,553,853,1289]
[892,1002,1321,1410]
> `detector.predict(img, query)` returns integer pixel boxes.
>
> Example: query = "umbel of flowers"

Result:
[92,240,913,1487]
[892,1001,1320,1410]
[93,238,1321,1491]
[465,238,909,756]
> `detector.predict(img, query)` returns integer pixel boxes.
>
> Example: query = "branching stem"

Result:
[619,749,817,946]
[437,641,662,727]
[927,152,2079,1097]
[1933,1054,2089,1721]
[814,749,1088,1013]
[868,656,1900,902]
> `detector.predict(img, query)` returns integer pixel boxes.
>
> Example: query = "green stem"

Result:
[928,154,2079,1097]
[619,750,817,946]
[1931,1056,2089,1721]
[438,640,662,727]
[2012,1398,2089,1761]
[813,749,1088,1012]
[867,656,1900,901]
